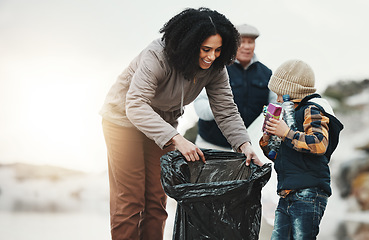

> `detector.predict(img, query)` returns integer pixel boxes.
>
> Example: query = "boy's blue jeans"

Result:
[271,187,328,240]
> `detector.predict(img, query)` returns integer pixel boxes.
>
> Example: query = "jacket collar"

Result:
[234,54,258,70]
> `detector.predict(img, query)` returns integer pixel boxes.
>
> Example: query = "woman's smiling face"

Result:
[198,34,222,70]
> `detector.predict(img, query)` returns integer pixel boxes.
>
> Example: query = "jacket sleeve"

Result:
[125,49,178,149]
[205,69,251,151]
[259,136,273,160]
[283,106,329,155]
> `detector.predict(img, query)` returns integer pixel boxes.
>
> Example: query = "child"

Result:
[260,59,343,239]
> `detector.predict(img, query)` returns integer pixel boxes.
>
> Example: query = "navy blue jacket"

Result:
[274,94,343,196]
[275,98,337,196]
[198,61,272,147]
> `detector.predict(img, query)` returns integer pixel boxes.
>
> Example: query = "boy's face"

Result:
[276,94,284,103]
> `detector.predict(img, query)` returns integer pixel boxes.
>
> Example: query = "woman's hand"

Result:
[171,134,206,163]
[239,142,263,166]
[265,118,289,138]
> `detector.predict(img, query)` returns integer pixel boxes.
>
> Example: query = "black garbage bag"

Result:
[160,149,272,240]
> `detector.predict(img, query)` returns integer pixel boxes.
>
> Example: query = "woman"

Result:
[100,7,262,240]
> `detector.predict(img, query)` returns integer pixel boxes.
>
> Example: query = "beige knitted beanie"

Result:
[268,59,316,99]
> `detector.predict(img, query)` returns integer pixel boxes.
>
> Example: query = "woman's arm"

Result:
[205,69,251,150]
[206,69,262,165]
[125,48,179,149]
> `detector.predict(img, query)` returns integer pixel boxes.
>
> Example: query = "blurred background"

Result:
[1,0,369,239]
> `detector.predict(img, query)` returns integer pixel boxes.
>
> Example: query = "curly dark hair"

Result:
[160,7,240,80]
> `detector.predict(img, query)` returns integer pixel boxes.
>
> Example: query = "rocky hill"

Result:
[321,79,369,239]
[0,163,109,213]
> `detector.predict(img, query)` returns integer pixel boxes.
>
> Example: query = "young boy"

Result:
[260,59,343,239]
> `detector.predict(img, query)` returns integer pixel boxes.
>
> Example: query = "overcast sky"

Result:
[1,0,368,172]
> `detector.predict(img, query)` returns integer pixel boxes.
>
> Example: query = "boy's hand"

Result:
[265,118,290,138]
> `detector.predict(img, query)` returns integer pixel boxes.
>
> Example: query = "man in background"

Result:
[194,24,276,150]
